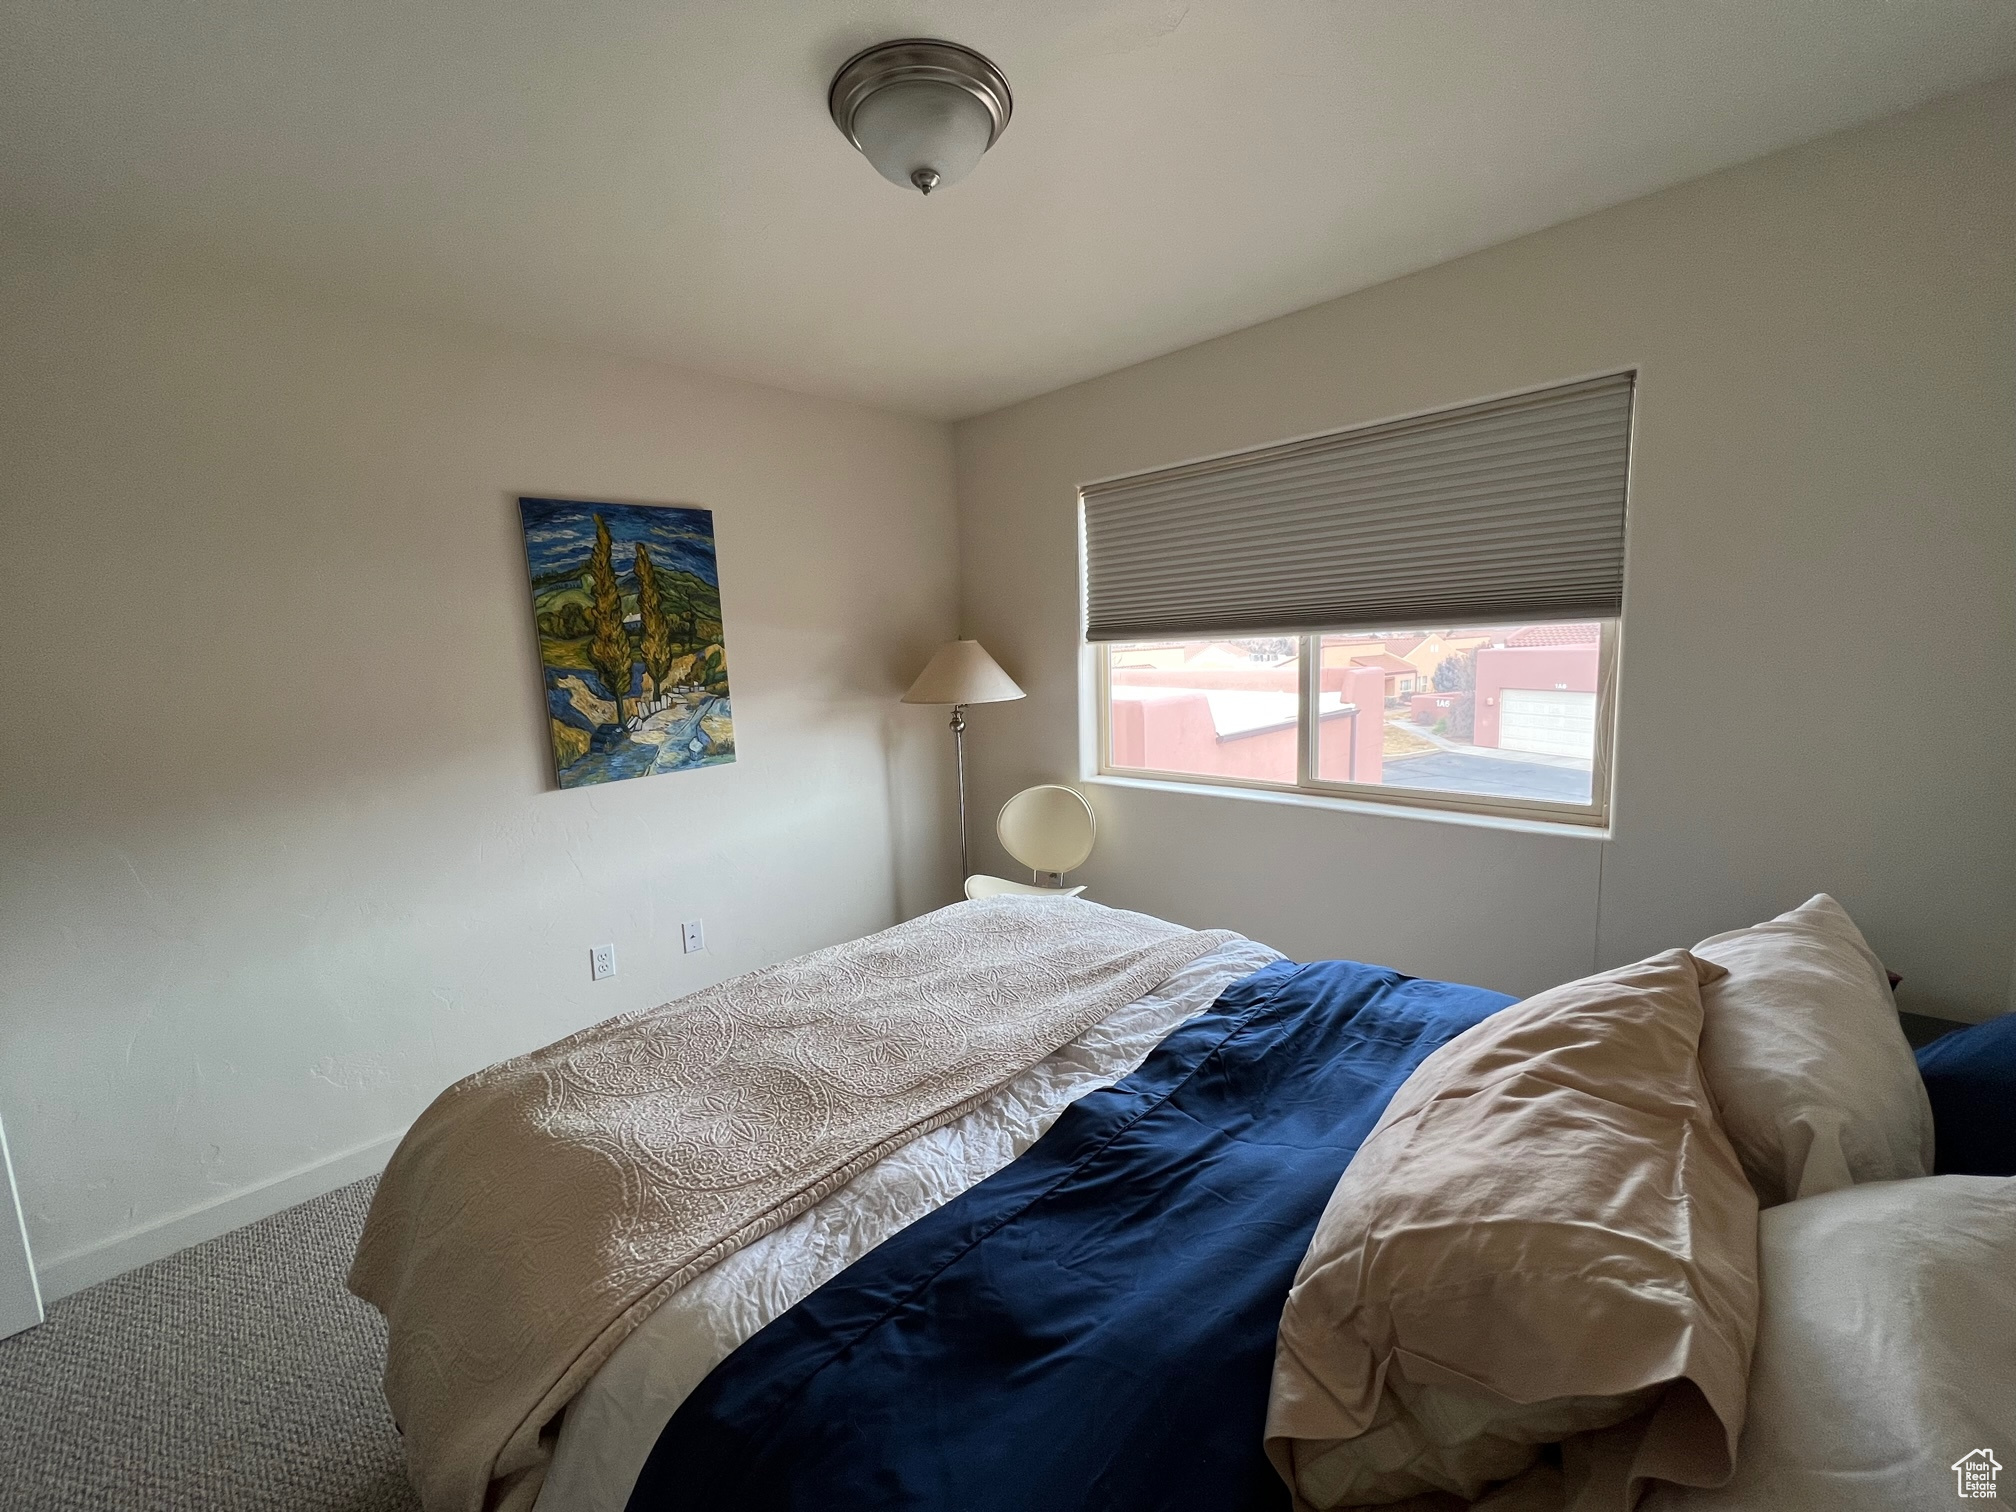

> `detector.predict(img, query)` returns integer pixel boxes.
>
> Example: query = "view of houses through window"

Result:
[1103,623,1608,812]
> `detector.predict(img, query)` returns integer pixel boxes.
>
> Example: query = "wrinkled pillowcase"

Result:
[1692,894,1933,1206]
[1641,1175,2016,1512]
[1916,1013,2016,1177]
[1266,949,1759,1512]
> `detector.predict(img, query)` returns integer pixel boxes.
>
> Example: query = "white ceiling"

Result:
[4,1,2013,419]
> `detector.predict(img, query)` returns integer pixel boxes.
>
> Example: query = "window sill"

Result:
[1081,771,1612,841]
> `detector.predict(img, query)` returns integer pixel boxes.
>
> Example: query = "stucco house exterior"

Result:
[1472,624,1602,759]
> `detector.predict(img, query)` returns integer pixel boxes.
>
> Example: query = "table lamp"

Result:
[902,640,1025,880]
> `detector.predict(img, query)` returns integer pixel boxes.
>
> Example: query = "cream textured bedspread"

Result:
[349,897,1233,1512]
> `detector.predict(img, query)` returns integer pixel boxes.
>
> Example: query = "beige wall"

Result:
[954,80,2016,1019]
[0,249,960,1291]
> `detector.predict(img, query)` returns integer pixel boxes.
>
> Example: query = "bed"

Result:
[350,895,2015,1512]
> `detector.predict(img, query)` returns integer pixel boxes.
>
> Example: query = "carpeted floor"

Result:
[0,1178,420,1512]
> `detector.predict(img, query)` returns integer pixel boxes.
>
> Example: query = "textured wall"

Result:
[0,249,961,1284]
[953,79,2016,1020]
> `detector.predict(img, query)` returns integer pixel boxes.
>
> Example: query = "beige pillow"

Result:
[1642,1175,2016,1512]
[1692,894,1933,1206]
[1266,950,1758,1512]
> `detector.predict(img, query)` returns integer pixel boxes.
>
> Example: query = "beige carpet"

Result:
[0,1178,420,1512]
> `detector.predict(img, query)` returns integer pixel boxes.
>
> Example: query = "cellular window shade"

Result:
[1081,373,1633,642]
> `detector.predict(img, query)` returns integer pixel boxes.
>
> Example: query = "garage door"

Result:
[1499,689,1596,759]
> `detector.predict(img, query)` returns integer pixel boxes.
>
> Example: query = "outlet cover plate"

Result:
[681,920,705,954]
[591,943,617,981]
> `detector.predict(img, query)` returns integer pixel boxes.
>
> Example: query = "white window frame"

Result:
[1092,622,1620,829]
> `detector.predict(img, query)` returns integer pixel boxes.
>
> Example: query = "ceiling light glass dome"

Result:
[829,40,1012,195]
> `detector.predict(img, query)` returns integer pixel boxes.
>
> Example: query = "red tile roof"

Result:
[1505,622,1600,647]
[1349,652,1421,674]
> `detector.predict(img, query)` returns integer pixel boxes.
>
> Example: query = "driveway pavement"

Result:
[1380,749,1593,803]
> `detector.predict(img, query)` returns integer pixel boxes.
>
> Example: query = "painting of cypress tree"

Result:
[585,516,632,727]
[516,496,734,788]
[634,543,675,705]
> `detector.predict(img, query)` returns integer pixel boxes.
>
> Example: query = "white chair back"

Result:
[997,785,1096,876]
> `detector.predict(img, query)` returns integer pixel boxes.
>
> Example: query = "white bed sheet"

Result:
[534,935,1283,1512]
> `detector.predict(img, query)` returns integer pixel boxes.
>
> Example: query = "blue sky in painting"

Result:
[518,497,719,586]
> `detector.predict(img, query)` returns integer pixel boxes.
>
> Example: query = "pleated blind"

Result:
[1081,373,1634,642]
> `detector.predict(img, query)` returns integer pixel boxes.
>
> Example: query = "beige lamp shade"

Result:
[901,640,1025,706]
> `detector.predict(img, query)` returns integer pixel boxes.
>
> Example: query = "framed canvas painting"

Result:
[517,496,734,788]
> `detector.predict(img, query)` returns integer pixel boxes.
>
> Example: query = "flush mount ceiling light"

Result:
[828,39,1012,196]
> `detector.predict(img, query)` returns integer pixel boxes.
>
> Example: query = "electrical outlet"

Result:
[681,919,705,955]
[590,943,617,981]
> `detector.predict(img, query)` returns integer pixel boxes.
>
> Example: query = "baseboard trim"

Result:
[35,1128,408,1302]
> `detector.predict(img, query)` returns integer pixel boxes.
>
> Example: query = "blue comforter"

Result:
[625,957,1513,1512]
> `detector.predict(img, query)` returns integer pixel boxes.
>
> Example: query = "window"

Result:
[1082,375,1632,826]
[1099,622,1617,820]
